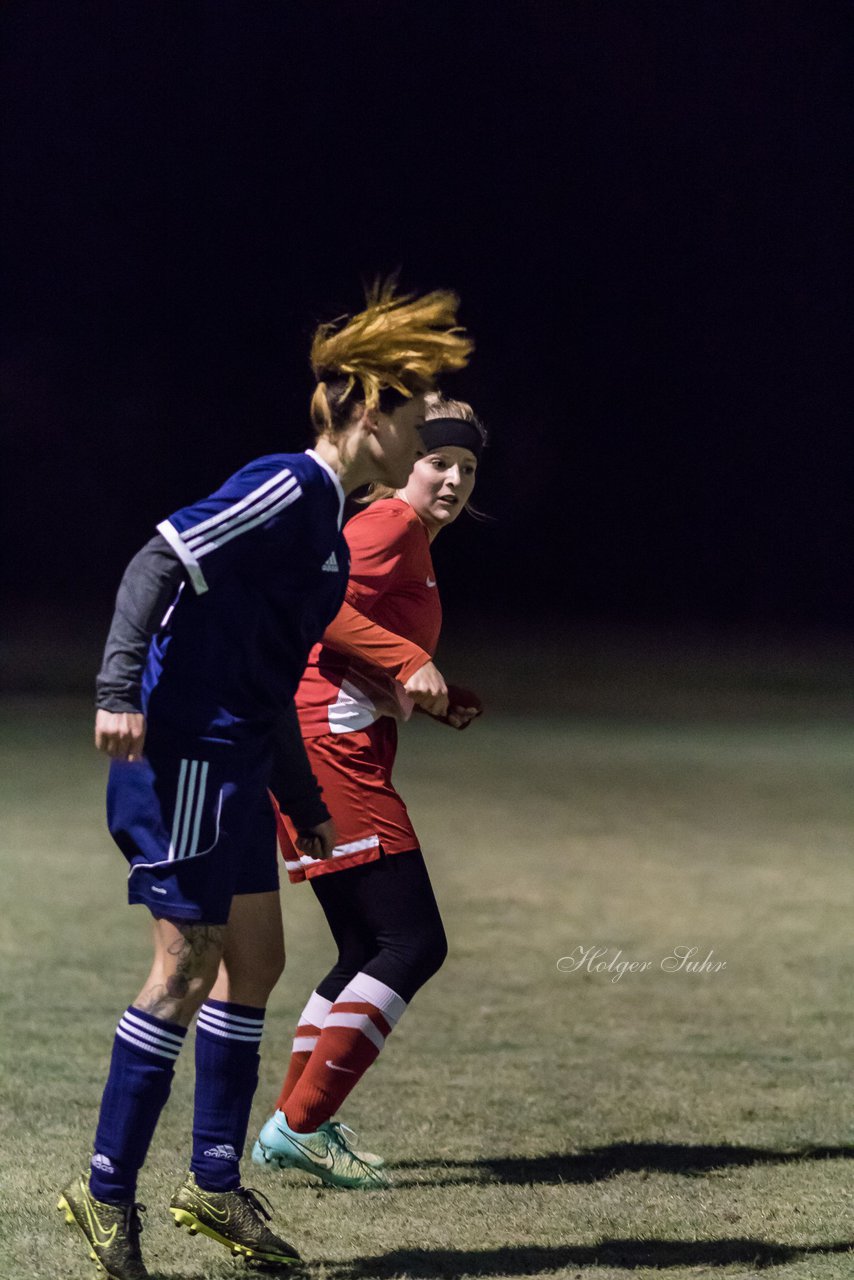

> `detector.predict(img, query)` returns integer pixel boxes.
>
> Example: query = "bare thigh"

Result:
[135,918,226,1026]
[208,890,285,1008]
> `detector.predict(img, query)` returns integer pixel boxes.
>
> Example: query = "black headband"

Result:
[418,417,484,460]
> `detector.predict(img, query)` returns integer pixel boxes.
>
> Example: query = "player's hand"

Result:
[404,660,449,718]
[420,684,483,730]
[95,709,147,761]
[295,818,338,860]
[446,701,482,730]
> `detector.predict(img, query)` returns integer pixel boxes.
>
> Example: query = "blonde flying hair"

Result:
[309,280,473,435]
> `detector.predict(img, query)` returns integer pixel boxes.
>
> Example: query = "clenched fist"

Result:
[95,709,147,761]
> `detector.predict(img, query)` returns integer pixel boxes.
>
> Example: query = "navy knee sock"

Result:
[90,1007,187,1202]
[190,1000,265,1191]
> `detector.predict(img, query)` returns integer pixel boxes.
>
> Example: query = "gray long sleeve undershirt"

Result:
[96,533,329,831]
[96,534,183,713]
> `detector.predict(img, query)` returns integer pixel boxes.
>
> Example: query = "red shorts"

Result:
[274,717,418,883]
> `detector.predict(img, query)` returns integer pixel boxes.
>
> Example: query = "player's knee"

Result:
[404,919,448,986]
[225,942,285,1004]
[176,968,219,1014]
[254,944,286,995]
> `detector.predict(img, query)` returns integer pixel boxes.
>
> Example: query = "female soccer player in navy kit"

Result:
[58,287,472,1279]
[252,394,485,1189]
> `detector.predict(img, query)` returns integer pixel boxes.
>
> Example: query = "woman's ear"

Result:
[342,399,373,434]
[360,406,381,435]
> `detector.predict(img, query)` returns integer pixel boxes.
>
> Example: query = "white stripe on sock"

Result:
[323,1011,385,1053]
[116,1024,181,1060]
[198,1005,265,1030]
[344,973,407,1027]
[291,1035,318,1053]
[122,1010,185,1048]
[302,991,333,1027]
[196,1015,262,1043]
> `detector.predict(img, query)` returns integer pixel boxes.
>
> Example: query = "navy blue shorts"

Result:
[107,747,279,924]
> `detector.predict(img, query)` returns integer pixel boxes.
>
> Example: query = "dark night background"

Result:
[2,1,852,694]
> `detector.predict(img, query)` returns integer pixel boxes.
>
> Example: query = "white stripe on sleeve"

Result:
[156,520,208,595]
[192,483,302,558]
[182,469,296,541]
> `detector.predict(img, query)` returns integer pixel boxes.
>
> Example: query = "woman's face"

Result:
[401,445,478,537]
[370,395,427,488]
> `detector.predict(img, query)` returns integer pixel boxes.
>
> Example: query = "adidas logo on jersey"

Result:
[322,552,339,572]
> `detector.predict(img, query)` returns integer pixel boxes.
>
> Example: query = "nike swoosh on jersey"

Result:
[426,577,437,587]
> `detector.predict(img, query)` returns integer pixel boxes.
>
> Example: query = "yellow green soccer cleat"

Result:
[57,1172,149,1280]
[169,1171,300,1266]
[252,1110,390,1189]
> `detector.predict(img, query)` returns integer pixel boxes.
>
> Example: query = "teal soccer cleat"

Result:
[252,1111,389,1189]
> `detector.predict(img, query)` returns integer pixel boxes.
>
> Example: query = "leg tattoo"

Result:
[139,922,225,1022]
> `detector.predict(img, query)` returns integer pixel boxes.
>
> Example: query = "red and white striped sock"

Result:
[283,973,407,1133]
[275,990,333,1112]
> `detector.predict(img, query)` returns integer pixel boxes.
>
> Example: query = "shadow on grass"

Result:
[326,1238,854,1278]
[392,1142,854,1186]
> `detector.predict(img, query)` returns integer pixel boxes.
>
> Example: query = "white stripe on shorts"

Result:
[167,759,210,861]
[298,834,380,866]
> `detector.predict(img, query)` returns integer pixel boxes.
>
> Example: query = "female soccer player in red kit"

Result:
[253,394,485,1188]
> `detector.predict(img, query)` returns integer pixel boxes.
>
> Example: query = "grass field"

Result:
[3,674,854,1280]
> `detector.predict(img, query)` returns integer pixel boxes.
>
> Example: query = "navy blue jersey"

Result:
[142,449,349,748]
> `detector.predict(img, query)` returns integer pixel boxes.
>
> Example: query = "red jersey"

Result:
[295,499,442,736]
